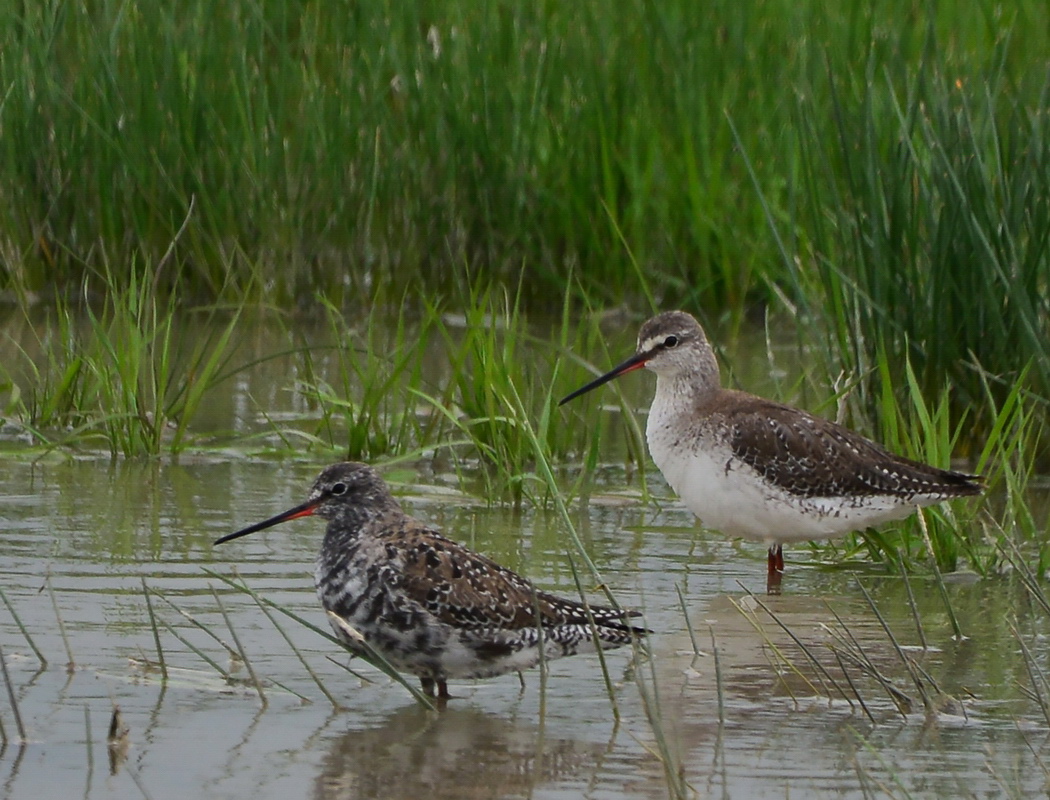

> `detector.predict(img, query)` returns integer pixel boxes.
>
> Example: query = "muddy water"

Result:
[0,313,1048,799]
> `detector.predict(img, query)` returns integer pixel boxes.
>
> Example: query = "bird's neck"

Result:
[653,356,721,408]
[318,503,391,567]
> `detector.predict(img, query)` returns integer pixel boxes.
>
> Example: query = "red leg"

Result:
[767,545,784,595]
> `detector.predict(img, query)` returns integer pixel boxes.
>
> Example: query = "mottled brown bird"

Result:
[215,462,646,699]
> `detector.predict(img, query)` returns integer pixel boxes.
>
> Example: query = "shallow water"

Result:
[1,456,1048,800]
[0,313,1048,799]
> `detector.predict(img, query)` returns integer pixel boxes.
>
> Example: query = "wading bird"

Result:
[560,311,982,591]
[215,462,646,699]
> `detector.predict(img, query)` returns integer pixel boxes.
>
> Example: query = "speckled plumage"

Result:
[561,311,982,587]
[216,462,645,699]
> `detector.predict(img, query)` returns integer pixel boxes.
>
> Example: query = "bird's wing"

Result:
[390,527,598,630]
[724,397,977,499]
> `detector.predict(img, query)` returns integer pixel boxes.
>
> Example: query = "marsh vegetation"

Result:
[0,1,1048,797]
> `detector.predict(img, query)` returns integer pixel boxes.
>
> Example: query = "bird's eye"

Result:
[663,335,679,348]
[330,482,348,496]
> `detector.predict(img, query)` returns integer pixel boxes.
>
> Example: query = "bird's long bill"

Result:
[214,500,318,545]
[558,351,649,406]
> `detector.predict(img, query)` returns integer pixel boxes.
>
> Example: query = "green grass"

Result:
[2,0,1047,424]
[0,264,241,456]
[1,2,1046,348]
[779,40,1050,428]
[1,267,1042,577]
[289,295,437,461]
[0,0,1046,577]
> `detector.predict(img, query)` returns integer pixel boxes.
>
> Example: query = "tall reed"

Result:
[3,1,1045,339]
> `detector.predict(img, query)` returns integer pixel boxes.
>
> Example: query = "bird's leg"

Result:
[420,676,451,706]
[767,545,784,595]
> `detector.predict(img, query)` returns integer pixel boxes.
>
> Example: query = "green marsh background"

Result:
[2,0,1046,569]
[4,2,1048,390]
[0,2,1049,796]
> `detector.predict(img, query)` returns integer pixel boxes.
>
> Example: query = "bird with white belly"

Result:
[561,311,982,591]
